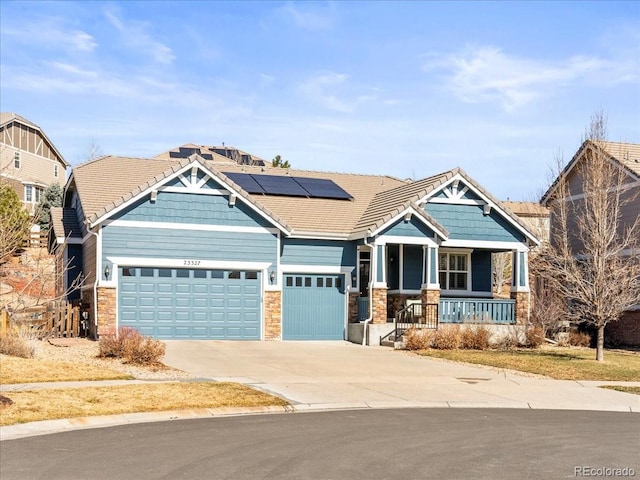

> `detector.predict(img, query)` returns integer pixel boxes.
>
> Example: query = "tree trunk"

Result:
[596,325,605,362]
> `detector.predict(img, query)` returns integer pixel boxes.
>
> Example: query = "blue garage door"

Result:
[282,274,345,340]
[119,267,261,339]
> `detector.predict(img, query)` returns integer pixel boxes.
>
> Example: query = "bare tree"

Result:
[492,252,511,296]
[540,113,640,361]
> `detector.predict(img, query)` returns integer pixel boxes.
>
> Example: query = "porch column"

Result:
[421,245,441,305]
[371,244,388,323]
[510,250,530,324]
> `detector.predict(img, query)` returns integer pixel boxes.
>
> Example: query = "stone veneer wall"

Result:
[96,287,117,336]
[264,290,282,340]
[371,288,388,324]
[348,292,359,323]
[421,288,440,305]
[510,291,529,325]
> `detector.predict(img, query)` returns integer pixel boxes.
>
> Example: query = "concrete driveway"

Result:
[163,341,640,412]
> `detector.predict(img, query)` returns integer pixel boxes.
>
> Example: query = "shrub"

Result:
[460,325,491,350]
[0,332,36,358]
[494,329,522,350]
[432,327,461,350]
[404,328,433,350]
[98,327,165,365]
[524,326,545,348]
[568,330,591,347]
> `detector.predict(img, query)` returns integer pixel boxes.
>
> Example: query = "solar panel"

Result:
[223,172,265,194]
[222,172,353,200]
[252,174,309,197]
[293,177,352,200]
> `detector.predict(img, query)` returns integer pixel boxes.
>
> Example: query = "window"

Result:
[14,152,20,169]
[438,252,469,291]
[158,269,172,277]
[193,270,206,279]
[176,269,189,278]
[54,164,59,178]
[25,185,32,202]
[140,268,154,277]
[229,271,241,279]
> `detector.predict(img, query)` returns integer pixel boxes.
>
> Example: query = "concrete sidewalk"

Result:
[2,341,639,440]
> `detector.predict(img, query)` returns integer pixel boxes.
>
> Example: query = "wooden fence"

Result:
[23,231,48,249]
[42,301,82,337]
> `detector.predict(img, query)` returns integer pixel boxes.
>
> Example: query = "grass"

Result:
[0,382,289,426]
[416,347,640,381]
[0,355,134,384]
[601,386,640,396]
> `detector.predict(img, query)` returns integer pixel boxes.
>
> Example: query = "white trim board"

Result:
[103,219,279,235]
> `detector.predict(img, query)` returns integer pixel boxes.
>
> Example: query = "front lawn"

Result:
[0,355,133,384]
[416,347,640,381]
[0,382,289,425]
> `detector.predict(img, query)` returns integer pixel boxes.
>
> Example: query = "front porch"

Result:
[357,296,517,324]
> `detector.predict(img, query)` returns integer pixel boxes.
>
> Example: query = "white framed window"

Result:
[54,164,59,178]
[24,185,44,203]
[438,251,470,291]
[25,185,32,202]
[14,152,20,169]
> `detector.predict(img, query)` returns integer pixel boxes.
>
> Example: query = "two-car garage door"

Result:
[119,267,261,339]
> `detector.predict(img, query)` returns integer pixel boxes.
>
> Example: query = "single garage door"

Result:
[119,267,261,339]
[282,273,345,340]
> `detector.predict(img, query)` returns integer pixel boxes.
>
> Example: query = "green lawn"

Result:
[416,347,640,381]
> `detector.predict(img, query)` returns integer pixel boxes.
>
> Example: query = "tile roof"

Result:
[502,201,549,218]
[69,154,538,243]
[541,140,640,205]
[600,141,640,177]
[50,207,82,240]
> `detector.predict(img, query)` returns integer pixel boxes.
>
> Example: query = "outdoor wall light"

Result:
[104,265,110,280]
[269,270,275,284]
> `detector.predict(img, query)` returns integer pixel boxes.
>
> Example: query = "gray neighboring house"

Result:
[541,140,640,346]
[0,113,69,214]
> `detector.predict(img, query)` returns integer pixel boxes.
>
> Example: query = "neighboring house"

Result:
[502,201,550,246]
[156,143,266,166]
[50,154,539,343]
[0,113,69,214]
[541,140,640,346]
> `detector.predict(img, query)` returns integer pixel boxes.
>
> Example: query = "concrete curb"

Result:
[2,398,639,441]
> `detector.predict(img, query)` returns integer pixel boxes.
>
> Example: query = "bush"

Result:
[568,330,591,347]
[524,326,545,348]
[494,329,522,350]
[432,327,461,350]
[404,328,433,350]
[0,332,36,358]
[98,327,165,365]
[460,325,491,350]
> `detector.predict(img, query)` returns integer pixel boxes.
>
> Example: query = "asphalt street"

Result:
[1,408,638,480]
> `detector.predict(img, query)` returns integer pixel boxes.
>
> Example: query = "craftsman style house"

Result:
[50,153,539,344]
[541,140,640,346]
[0,113,69,214]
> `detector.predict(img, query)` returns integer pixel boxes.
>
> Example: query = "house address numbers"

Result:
[183,260,201,266]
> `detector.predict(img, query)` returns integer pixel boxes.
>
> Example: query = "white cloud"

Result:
[298,72,383,113]
[425,46,639,112]
[277,2,335,30]
[2,21,97,53]
[104,10,175,65]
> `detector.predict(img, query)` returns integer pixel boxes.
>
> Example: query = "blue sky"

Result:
[1,1,638,201]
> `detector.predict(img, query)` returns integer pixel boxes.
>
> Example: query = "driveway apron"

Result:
[162,341,640,412]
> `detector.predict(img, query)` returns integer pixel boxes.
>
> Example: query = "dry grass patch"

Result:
[416,347,640,381]
[0,382,289,426]
[601,386,640,396]
[0,354,133,384]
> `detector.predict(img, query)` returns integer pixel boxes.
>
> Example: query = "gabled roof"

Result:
[50,207,82,240]
[67,154,538,244]
[0,112,69,167]
[502,201,549,218]
[541,140,640,205]
[356,167,539,244]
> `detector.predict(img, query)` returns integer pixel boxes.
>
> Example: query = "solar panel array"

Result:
[223,172,352,200]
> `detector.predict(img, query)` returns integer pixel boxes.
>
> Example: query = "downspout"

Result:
[85,224,100,340]
[362,230,374,346]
